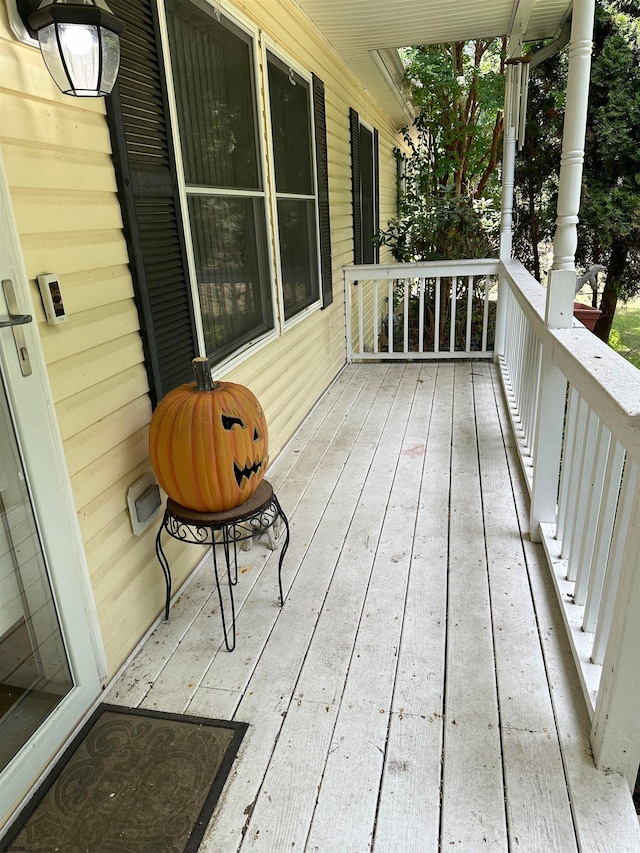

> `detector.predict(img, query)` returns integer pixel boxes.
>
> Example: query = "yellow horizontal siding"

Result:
[0,0,404,677]
[57,365,150,442]
[48,334,145,404]
[2,142,118,192]
[11,187,123,235]
[77,463,150,543]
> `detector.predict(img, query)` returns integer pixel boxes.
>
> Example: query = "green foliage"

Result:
[379,184,498,262]
[379,40,505,261]
[511,48,566,280]
[609,298,640,368]
[577,3,640,302]
[514,0,640,342]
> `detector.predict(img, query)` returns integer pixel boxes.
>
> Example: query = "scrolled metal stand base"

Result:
[155,480,289,652]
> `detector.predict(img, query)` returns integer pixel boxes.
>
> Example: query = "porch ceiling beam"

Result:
[508,0,535,43]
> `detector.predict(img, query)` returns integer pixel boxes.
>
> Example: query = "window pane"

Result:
[360,125,375,263]
[267,56,313,195]
[278,198,319,320]
[188,195,273,361]
[166,0,260,190]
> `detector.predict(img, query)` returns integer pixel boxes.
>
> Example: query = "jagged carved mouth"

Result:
[234,459,264,487]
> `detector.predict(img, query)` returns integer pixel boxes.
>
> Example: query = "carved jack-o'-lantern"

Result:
[149,358,269,512]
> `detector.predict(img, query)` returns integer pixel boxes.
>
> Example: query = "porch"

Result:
[107,357,639,852]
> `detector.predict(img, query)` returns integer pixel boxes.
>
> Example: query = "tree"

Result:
[378,40,505,261]
[514,0,640,343]
[580,1,640,341]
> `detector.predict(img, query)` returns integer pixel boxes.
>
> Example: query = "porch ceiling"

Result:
[296,0,573,124]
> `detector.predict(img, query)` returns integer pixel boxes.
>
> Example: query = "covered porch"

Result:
[107,360,639,852]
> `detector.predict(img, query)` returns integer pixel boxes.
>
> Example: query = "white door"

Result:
[0,156,103,833]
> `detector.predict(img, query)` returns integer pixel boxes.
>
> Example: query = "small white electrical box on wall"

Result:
[127,472,162,536]
[37,273,67,324]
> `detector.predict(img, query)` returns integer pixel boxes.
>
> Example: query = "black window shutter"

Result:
[373,127,380,263]
[106,0,198,406]
[349,107,362,265]
[313,74,333,309]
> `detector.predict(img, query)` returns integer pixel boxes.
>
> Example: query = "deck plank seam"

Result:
[471,364,512,849]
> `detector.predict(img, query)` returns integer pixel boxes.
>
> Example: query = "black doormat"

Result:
[1,704,247,853]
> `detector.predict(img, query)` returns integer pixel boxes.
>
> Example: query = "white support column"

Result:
[546,0,595,325]
[591,460,640,788]
[493,127,516,361]
[495,43,519,360]
[530,0,595,539]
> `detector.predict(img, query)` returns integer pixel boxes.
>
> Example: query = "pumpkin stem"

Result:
[192,357,218,392]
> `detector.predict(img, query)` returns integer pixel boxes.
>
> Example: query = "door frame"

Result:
[0,149,106,831]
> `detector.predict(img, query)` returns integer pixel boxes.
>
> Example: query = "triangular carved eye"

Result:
[222,415,245,430]
[253,427,260,441]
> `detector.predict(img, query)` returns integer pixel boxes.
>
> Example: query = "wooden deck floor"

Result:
[107,363,639,853]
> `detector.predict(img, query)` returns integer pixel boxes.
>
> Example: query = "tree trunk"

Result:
[528,179,541,283]
[593,239,628,343]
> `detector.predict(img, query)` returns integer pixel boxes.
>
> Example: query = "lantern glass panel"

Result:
[99,28,121,93]
[59,23,100,94]
[38,23,73,93]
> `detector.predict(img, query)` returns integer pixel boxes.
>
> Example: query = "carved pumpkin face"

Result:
[149,380,269,513]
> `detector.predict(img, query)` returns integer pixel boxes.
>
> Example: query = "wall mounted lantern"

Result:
[15,0,123,97]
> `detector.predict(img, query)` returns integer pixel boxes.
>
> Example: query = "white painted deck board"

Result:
[440,365,507,851]
[106,363,639,853]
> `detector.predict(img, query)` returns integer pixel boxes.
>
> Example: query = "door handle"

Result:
[0,313,32,328]
[1,279,33,376]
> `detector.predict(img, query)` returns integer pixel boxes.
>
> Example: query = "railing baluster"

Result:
[388,279,394,354]
[557,388,578,541]
[434,277,441,353]
[449,276,457,352]
[345,276,354,361]
[559,394,588,552]
[403,278,409,353]
[418,278,425,354]
[358,281,364,357]
[591,457,638,665]
[528,341,542,460]
[373,280,379,354]
[573,420,610,604]
[513,309,524,419]
[583,438,625,632]
[567,406,599,578]
[504,288,515,388]
[465,275,473,352]
[521,325,534,450]
[482,276,490,353]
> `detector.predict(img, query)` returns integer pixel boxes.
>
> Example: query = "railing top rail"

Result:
[551,326,640,459]
[344,258,500,282]
[502,259,640,460]
[501,259,547,339]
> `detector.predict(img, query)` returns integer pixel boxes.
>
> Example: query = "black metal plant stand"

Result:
[155,479,289,652]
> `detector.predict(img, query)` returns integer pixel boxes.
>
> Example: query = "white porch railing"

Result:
[345,260,500,361]
[499,258,640,787]
[343,256,640,787]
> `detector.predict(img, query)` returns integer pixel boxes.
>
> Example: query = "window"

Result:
[106,0,332,403]
[166,0,273,364]
[350,109,379,265]
[267,53,319,321]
